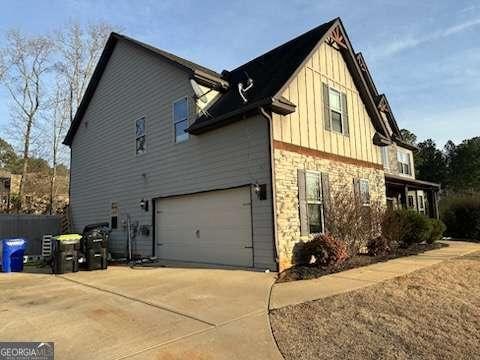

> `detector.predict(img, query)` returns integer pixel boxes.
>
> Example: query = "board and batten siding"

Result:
[272,42,381,165]
[70,40,275,269]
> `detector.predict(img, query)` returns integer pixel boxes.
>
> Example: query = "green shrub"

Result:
[440,193,480,240]
[302,233,349,267]
[367,236,391,256]
[382,209,431,247]
[427,219,446,244]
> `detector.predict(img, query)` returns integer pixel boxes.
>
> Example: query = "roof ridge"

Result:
[113,32,222,78]
[228,18,338,73]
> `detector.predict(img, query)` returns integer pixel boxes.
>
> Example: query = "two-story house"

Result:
[64,17,440,271]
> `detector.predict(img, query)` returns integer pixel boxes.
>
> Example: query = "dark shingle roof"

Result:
[188,19,337,133]
[115,33,223,79]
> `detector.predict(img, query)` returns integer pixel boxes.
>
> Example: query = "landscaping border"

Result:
[269,240,480,310]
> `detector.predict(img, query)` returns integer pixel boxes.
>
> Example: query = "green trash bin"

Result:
[51,234,82,274]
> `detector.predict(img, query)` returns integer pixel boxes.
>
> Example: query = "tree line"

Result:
[401,129,480,193]
[0,22,117,213]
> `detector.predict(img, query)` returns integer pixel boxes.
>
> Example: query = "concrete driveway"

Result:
[0,265,282,360]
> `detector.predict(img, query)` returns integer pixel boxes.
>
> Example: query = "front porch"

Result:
[385,174,440,218]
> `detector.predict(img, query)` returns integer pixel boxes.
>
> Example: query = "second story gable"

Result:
[271,39,381,165]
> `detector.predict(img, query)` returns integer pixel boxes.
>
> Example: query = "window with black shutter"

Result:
[322,83,350,136]
[298,170,330,235]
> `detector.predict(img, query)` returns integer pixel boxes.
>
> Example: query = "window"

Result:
[329,88,343,133]
[306,172,324,234]
[173,97,189,143]
[397,150,412,175]
[135,117,146,155]
[359,179,370,206]
[408,195,415,208]
[381,146,389,169]
[418,195,424,210]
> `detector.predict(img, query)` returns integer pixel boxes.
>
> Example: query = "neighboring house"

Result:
[64,17,439,271]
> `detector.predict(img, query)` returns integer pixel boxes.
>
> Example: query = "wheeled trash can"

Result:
[51,234,82,274]
[1,238,26,272]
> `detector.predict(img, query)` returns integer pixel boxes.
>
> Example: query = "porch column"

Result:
[433,191,439,219]
[427,189,439,219]
[402,185,409,209]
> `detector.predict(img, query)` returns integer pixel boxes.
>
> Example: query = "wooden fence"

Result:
[0,214,61,255]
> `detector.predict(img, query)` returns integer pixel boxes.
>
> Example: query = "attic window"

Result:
[173,97,189,143]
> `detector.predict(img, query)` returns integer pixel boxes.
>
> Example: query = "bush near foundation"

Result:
[427,219,446,244]
[382,209,431,247]
[367,236,391,256]
[440,193,480,240]
[301,233,349,267]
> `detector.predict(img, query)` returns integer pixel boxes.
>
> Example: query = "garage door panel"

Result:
[155,187,253,267]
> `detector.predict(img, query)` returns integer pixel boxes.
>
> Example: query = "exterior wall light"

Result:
[140,198,149,211]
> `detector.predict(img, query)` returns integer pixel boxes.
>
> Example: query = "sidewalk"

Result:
[270,241,480,310]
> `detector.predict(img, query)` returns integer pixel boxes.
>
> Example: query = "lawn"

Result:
[270,251,480,360]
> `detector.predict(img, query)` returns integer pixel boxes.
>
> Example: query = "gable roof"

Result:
[188,18,391,139]
[63,32,227,146]
[187,19,336,133]
[65,18,400,146]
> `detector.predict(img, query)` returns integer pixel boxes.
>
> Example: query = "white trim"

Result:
[397,149,412,176]
[327,86,348,136]
[173,96,189,143]
[305,170,325,234]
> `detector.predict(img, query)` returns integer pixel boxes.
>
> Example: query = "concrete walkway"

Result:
[270,241,480,310]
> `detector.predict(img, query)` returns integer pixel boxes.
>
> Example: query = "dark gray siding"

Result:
[69,40,275,269]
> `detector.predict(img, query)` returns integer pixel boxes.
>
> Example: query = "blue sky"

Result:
[0,0,479,147]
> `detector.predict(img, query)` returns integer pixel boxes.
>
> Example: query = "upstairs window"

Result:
[381,146,390,169]
[329,88,343,133]
[135,117,146,155]
[397,150,412,175]
[322,83,349,136]
[173,97,189,143]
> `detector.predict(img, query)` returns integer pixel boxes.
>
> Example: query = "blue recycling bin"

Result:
[2,238,26,272]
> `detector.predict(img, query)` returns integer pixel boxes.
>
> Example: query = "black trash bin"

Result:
[82,223,110,271]
[51,234,82,274]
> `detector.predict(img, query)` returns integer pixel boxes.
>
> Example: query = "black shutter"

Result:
[322,83,331,131]
[298,169,309,236]
[341,92,349,136]
[321,172,330,232]
[353,178,360,202]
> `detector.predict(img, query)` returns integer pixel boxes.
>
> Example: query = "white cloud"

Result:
[376,17,480,58]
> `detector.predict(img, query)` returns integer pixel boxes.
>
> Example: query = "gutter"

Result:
[187,98,272,134]
[187,97,295,135]
[259,107,280,271]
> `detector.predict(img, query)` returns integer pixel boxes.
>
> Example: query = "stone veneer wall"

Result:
[274,147,386,270]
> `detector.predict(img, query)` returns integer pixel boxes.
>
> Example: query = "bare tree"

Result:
[45,22,114,214]
[0,30,53,210]
[55,22,114,123]
[45,85,68,214]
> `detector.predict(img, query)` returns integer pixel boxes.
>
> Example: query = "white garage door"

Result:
[155,187,253,267]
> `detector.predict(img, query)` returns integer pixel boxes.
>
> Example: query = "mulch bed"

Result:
[277,242,449,283]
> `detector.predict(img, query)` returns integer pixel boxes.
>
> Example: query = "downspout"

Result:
[259,107,280,270]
